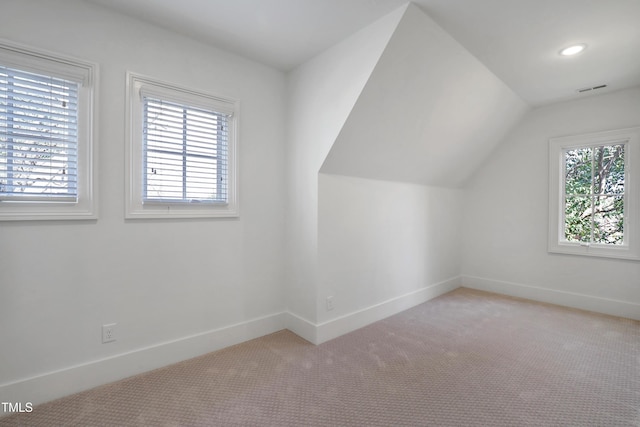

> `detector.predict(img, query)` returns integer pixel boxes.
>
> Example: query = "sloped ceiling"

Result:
[320,3,529,187]
[85,0,640,107]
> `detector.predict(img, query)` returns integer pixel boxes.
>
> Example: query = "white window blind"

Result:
[142,96,229,204]
[0,65,79,202]
[126,72,238,219]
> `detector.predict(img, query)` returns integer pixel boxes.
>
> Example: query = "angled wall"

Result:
[311,4,527,341]
[321,3,528,187]
[284,5,407,336]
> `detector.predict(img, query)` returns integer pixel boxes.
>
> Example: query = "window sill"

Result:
[0,202,97,221]
[548,241,640,261]
[125,202,238,219]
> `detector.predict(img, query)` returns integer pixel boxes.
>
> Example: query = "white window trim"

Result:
[0,40,97,221]
[548,127,640,260]
[125,72,239,219]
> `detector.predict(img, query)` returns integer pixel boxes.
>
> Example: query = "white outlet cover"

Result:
[326,296,334,311]
[102,323,116,343]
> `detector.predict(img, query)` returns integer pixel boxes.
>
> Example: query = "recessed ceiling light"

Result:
[560,44,587,56]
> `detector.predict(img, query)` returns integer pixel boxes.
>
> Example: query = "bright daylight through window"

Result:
[0,67,78,201]
[564,144,624,244]
[0,41,96,220]
[143,97,228,203]
[126,73,238,218]
[548,127,640,260]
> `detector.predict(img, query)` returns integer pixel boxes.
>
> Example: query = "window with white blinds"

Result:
[0,66,79,202]
[142,97,228,203]
[126,72,238,219]
[0,41,96,221]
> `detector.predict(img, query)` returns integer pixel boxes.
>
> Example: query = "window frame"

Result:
[0,40,97,221]
[548,127,640,260]
[125,72,239,219]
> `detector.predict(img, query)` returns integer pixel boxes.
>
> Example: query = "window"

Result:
[0,41,96,220]
[548,127,640,260]
[126,73,238,218]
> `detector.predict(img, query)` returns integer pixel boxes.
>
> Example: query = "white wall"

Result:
[321,3,528,187]
[6,0,636,410]
[284,5,406,332]
[286,3,518,344]
[317,174,462,340]
[461,88,640,319]
[0,0,287,404]
[308,3,526,343]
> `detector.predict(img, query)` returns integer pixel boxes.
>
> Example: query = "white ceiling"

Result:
[86,0,640,106]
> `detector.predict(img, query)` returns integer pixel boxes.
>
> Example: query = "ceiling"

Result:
[86,0,640,106]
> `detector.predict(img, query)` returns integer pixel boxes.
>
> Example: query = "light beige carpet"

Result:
[2,288,639,426]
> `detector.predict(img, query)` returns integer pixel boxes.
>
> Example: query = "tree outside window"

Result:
[548,127,640,260]
[564,144,625,245]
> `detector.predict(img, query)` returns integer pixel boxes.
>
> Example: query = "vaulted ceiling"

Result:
[83,0,640,187]
[86,0,640,106]
[319,4,528,186]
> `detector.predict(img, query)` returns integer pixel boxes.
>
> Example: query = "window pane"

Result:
[145,152,183,200]
[186,157,217,200]
[0,66,79,201]
[564,147,592,195]
[593,144,624,195]
[564,195,591,243]
[142,96,227,203]
[593,196,624,244]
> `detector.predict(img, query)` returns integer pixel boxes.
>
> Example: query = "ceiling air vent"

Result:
[577,84,607,93]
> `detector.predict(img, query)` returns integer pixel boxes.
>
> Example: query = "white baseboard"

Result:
[315,277,461,344]
[285,311,318,344]
[461,275,640,321]
[1,278,463,410]
[2,274,634,414]
[0,312,288,409]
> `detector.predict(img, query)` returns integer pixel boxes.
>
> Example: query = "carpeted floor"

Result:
[2,288,639,426]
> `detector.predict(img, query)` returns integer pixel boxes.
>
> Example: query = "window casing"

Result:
[0,40,96,220]
[126,73,238,218]
[548,127,640,260]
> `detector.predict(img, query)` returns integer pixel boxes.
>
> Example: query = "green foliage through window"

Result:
[564,144,625,244]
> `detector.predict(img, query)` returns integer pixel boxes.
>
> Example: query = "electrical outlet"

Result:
[102,323,116,343]
[326,296,334,311]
